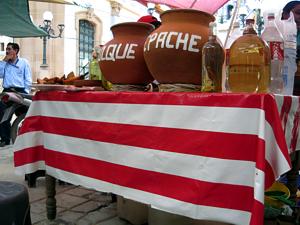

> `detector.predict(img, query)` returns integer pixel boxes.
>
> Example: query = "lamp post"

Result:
[147,3,155,15]
[39,11,64,67]
[239,1,249,28]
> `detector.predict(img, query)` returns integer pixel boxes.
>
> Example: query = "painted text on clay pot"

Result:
[100,22,155,85]
[144,32,202,53]
[143,9,215,85]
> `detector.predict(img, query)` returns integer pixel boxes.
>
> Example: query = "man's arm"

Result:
[0,53,14,78]
[0,61,6,78]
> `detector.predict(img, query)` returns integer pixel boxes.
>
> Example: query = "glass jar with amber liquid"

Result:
[227,19,271,93]
[202,34,225,92]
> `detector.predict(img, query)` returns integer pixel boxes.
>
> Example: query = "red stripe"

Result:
[20,116,263,163]
[249,200,264,225]
[19,115,42,135]
[15,147,255,212]
[14,146,45,167]
[264,162,276,189]
[279,96,292,133]
[33,91,272,109]
[19,116,42,135]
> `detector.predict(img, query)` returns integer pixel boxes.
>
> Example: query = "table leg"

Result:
[25,170,46,187]
[45,174,56,220]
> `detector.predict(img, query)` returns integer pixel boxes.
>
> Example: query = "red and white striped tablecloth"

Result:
[13,91,291,225]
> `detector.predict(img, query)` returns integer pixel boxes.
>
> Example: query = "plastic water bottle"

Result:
[261,13,284,94]
[281,12,297,95]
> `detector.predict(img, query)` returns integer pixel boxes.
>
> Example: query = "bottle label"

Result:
[269,41,284,60]
[284,41,297,50]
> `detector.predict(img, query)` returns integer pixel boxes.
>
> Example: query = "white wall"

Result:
[0,36,13,59]
[64,4,80,75]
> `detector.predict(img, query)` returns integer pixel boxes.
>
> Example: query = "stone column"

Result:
[109,0,121,26]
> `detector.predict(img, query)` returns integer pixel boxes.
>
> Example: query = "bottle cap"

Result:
[233,21,240,28]
[245,19,255,25]
[243,19,257,35]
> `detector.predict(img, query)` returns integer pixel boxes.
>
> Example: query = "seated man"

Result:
[0,43,32,146]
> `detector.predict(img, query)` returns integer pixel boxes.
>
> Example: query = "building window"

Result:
[0,43,4,51]
[79,20,95,76]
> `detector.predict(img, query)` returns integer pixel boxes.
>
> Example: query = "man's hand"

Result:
[3,53,13,62]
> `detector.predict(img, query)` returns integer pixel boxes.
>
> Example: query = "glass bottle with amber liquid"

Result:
[227,19,271,93]
[202,24,225,92]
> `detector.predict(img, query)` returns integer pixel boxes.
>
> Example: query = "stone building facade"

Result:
[2,0,147,82]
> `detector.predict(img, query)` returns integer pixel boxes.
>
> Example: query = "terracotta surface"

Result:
[143,9,215,84]
[99,22,154,85]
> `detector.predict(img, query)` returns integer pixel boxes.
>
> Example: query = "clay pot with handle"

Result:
[99,22,155,85]
[143,9,215,85]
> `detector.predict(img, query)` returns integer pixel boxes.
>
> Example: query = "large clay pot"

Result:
[99,22,154,85]
[143,9,215,84]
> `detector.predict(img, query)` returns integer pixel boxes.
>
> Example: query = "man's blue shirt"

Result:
[0,57,32,93]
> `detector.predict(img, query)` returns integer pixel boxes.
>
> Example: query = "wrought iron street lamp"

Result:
[39,11,64,66]
[147,3,155,15]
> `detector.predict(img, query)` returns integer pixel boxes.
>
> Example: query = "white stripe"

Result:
[15,132,256,188]
[44,166,252,225]
[274,94,284,114]
[14,131,44,152]
[15,161,45,175]
[254,168,265,204]
[265,120,291,178]
[28,101,266,137]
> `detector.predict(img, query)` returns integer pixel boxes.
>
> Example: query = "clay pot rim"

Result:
[111,22,155,31]
[160,8,215,22]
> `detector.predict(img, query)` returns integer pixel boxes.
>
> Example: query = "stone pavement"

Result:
[0,145,134,225]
